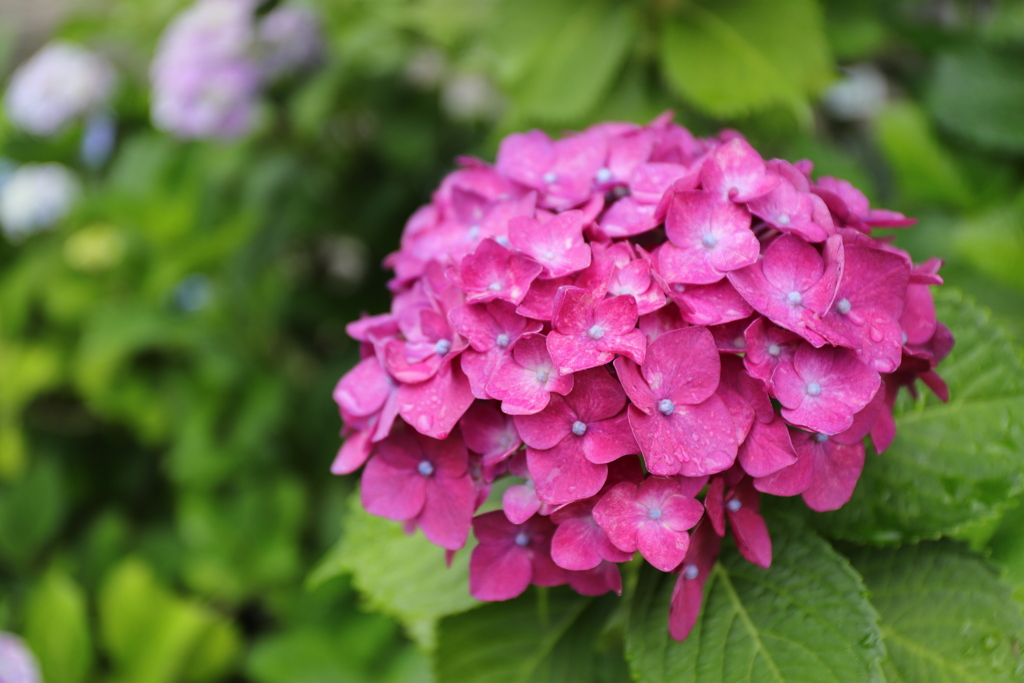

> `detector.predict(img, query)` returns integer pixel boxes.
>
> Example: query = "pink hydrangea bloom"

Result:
[615,327,738,477]
[514,367,637,504]
[330,115,951,644]
[593,476,705,571]
[361,430,476,550]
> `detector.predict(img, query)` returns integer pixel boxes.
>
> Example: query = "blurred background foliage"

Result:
[0,0,1022,681]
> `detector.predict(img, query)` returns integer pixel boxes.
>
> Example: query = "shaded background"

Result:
[0,0,1022,681]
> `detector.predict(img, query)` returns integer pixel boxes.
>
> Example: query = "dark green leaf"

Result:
[849,542,1024,683]
[627,521,884,683]
[434,588,619,683]
[929,49,1024,153]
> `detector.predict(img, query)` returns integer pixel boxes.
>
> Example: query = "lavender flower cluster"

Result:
[331,115,952,640]
[150,0,323,140]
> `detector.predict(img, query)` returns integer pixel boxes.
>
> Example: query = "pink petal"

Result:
[503,483,542,525]
[331,430,374,475]
[627,395,738,477]
[566,561,622,596]
[642,327,721,406]
[526,440,608,505]
[737,416,798,478]
[397,359,475,439]
[637,521,690,571]
[664,190,758,280]
[597,197,659,238]
[669,519,721,642]
[469,539,532,601]
[672,279,754,327]
[583,412,639,464]
[361,452,427,521]
[419,473,476,549]
[514,394,575,450]
[509,211,592,278]
[801,436,866,512]
[564,367,628,422]
[701,138,779,203]
[592,481,644,553]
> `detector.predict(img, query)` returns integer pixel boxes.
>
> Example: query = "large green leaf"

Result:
[24,569,94,683]
[815,289,1024,544]
[309,493,479,648]
[952,191,1024,291]
[849,542,1024,683]
[509,2,637,124]
[627,521,884,683]
[434,588,620,683]
[929,49,1024,153]
[659,0,832,119]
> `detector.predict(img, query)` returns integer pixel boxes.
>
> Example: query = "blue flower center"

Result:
[806,382,822,397]
[434,339,452,355]
[658,399,675,416]
[495,333,510,348]
[647,508,663,520]
[514,532,530,547]
[542,172,558,184]
[726,499,742,512]
[595,168,612,183]
[683,564,699,580]
[814,433,829,443]
[418,460,434,477]
[572,421,588,436]
[701,233,718,249]
[767,343,781,357]
[535,369,550,384]
[786,291,803,306]
[777,213,791,226]
[836,298,852,315]
[588,325,605,340]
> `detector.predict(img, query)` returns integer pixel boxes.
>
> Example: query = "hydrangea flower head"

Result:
[4,42,115,137]
[331,115,951,641]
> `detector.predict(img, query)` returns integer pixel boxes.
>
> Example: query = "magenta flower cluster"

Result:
[332,115,952,640]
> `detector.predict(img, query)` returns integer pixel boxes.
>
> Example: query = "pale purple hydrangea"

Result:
[4,42,115,137]
[331,115,952,642]
[0,163,80,241]
[150,0,324,139]
[0,633,40,683]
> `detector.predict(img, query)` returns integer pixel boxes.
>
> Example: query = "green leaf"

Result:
[99,557,241,683]
[928,49,1024,153]
[814,289,1024,544]
[509,2,637,124]
[0,458,66,563]
[627,521,884,683]
[873,102,972,210]
[24,569,94,683]
[987,501,1024,604]
[310,493,480,649]
[659,0,833,119]
[951,191,1024,291]
[848,542,1024,682]
[434,588,619,683]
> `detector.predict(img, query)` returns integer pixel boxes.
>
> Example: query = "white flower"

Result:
[0,163,80,241]
[4,42,116,137]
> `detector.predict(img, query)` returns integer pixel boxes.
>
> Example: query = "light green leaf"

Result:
[874,102,972,210]
[434,589,619,683]
[814,289,1024,544]
[929,49,1024,153]
[310,493,479,649]
[849,542,1024,683]
[99,557,241,683]
[510,2,637,124]
[24,569,94,683]
[952,191,1024,291]
[659,0,833,119]
[627,521,884,683]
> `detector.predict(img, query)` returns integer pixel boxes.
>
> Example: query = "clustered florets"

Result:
[332,114,952,640]
[150,0,323,140]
